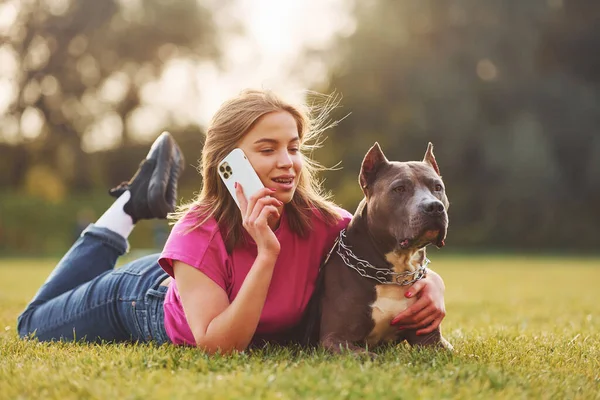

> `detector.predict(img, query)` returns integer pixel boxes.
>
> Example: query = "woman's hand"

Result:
[235,183,282,257]
[390,270,447,335]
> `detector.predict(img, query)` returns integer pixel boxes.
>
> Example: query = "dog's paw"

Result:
[322,340,378,360]
[439,337,454,352]
[349,349,378,361]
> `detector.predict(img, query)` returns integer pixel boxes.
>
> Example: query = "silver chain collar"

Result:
[327,229,429,286]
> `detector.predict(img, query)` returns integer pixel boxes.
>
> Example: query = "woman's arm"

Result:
[390,269,447,335]
[175,185,283,354]
[174,255,276,354]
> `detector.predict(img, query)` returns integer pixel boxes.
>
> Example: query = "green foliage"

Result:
[1,256,599,399]
[0,129,203,256]
[0,191,168,256]
[1,0,223,188]
[2,0,600,254]
[315,0,600,251]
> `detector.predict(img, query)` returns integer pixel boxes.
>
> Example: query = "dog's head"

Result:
[359,142,449,252]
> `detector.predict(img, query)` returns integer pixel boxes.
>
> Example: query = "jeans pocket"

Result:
[130,300,150,342]
[145,286,170,344]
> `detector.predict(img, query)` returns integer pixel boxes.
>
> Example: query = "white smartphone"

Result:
[218,148,265,209]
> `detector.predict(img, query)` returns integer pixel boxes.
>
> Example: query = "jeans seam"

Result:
[131,303,147,340]
[83,225,128,255]
[145,286,168,344]
[26,299,117,338]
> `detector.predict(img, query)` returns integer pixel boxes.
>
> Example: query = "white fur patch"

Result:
[365,250,423,345]
[366,285,415,345]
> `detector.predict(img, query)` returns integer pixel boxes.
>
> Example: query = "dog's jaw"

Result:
[397,208,448,250]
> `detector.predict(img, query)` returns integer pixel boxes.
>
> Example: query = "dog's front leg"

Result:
[321,333,377,359]
[402,326,453,350]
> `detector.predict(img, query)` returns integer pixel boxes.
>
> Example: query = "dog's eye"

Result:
[393,186,406,193]
[434,184,443,192]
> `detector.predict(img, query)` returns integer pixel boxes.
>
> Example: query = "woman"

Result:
[17,89,447,353]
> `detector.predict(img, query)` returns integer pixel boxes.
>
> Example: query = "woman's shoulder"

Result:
[333,206,353,221]
[159,208,229,273]
[159,208,229,278]
[164,209,226,258]
[308,204,353,232]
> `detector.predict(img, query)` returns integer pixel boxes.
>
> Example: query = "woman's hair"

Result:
[171,89,343,252]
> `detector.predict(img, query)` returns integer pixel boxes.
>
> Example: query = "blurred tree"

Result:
[1,0,222,190]
[314,0,600,250]
[540,0,600,84]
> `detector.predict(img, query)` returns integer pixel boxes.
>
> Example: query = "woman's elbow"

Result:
[194,336,248,355]
[195,343,246,355]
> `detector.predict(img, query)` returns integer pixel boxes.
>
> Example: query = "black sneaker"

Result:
[109,132,185,222]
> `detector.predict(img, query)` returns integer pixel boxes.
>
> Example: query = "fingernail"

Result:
[234,182,238,188]
[269,188,276,192]
[397,326,406,330]
[405,292,412,298]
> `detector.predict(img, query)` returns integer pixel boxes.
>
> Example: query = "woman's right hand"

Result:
[235,183,282,257]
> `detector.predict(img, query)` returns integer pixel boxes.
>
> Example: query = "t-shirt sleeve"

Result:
[158,215,231,293]
[335,207,353,231]
[318,207,353,261]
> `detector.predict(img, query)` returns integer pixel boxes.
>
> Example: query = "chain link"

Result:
[331,229,429,286]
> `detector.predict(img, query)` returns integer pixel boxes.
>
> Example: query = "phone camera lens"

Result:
[219,166,225,173]
[223,172,229,179]
[225,166,232,172]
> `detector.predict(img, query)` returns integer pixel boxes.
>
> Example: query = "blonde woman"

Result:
[18,90,447,353]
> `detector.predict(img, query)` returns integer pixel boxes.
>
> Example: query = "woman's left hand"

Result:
[390,270,446,335]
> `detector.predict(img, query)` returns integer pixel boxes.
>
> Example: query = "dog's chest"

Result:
[366,285,416,345]
[365,251,421,346]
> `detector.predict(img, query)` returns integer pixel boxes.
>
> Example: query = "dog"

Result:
[316,142,452,356]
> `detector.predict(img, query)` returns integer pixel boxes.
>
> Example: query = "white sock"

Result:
[95,190,135,239]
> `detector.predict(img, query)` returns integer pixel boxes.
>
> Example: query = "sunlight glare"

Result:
[0,1,19,35]
[187,0,353,127]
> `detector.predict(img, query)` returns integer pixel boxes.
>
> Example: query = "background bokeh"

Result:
[1,0,598,256]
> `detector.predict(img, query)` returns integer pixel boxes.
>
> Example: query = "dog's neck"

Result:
[346,199,427,275]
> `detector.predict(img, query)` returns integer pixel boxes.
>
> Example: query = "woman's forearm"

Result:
[197,253,277,353]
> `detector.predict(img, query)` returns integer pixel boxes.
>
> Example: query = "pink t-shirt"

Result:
[158,207,352,346]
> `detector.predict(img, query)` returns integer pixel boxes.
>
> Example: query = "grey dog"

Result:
[315,142,452,356]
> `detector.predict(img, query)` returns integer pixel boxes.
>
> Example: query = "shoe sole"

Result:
[147,132,185,217]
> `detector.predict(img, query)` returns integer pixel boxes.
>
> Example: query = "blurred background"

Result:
[0,0,598,256]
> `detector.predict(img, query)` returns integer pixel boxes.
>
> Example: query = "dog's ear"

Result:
[423,142,441,176]
[360,142,389,194]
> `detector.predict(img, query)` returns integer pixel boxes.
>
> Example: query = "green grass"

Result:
[1,256,599,399]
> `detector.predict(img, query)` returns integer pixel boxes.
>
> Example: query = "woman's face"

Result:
[237,111,303,205]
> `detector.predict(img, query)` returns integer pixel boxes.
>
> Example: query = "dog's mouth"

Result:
[399,226,447,250]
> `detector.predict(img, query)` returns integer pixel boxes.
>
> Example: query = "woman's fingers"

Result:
[255,205,280,227]
[397,321,434,332]
[247,196,282,225]
[235,182,249,214]
[395,307,437,330]
[396,305,437,329]
[236,185,275,219]
[404,278,426,299]
[390,295,429,325]
[235,184,281,253]
[244,187,276,219]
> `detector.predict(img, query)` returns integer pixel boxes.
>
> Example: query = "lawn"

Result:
[1,255,599,399]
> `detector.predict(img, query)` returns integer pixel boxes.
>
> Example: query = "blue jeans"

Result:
[17,225,171,344]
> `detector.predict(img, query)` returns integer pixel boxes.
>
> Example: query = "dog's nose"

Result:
[421,200,445,216]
